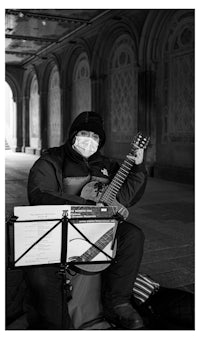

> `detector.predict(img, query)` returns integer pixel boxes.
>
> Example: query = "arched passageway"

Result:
[5,82,17,150]
[5,9,194,183]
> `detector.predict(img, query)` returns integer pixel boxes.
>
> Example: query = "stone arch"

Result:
[41,56,62,148]
[5,72,22,150]
[61,38,91,91]
[5,79,17,149]
[91,21,139,158]
[71,51,92,120]
[136,10,168,166]
[141,10,194,143]
[22,67,38,150]
[139,9,194,66]
[42,53,61,88]
[22,68,36,149]
[108,34,138,157]
[47,63,62,147]
[154,10,194,62]
[140,9,194,181]
[155,10,194,144]
[5,72,20,102]
[23,68,41,152]
[138,10,168,66]
[92,20,138,79]
[24,64,40,98]
[60,39,92,140]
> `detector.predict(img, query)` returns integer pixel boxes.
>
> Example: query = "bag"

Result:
[132,286,194,330]
[131,273,194,330]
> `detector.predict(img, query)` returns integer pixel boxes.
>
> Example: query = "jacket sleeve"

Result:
[109,160,147,208]
[27,158,95,206]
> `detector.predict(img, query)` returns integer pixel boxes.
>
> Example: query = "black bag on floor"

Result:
[132,286,194,330]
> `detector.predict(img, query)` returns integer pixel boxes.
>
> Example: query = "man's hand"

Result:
[127,148,144,165]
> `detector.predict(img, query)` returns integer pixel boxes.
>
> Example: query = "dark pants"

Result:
[24,266,68,329]
[24,220,144,329]
[102,220,145,307]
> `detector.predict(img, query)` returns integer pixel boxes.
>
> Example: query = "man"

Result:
[26,111,147,329]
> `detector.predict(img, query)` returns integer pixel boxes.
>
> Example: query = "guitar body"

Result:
[68,236,117,273]
[81,180,129,220]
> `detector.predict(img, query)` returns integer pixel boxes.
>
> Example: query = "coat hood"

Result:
[68,111,106,148]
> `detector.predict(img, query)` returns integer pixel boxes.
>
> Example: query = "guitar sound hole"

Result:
[94,182,104,191]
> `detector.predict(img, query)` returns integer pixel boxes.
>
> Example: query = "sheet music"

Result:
[13,205,117,267]
[14,205,71,266]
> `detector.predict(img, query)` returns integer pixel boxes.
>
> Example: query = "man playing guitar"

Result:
[26,111,148,329]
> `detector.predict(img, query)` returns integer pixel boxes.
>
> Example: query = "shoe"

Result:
[104,303,144,330]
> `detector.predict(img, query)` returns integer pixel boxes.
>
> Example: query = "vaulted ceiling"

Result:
[5,9,111,66]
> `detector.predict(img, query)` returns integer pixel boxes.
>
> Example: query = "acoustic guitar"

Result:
[69,133,149,273]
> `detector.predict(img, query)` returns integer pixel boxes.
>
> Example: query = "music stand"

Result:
[7,205,118,329]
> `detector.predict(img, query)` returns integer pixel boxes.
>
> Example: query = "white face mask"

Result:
[73,135,99,158]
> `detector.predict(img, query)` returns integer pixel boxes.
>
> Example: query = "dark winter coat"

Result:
[27,140,147,208]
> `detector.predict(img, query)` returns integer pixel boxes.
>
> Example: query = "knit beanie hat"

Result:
[68,111,106,148]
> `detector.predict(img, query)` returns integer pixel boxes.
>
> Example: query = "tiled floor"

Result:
[5,150,194,292]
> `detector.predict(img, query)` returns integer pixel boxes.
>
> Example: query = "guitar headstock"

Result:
[131,132,150,150]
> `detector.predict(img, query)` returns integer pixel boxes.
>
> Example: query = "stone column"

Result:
[91,72,107,115]
[15,95,23,152]
[10,94,22,152]
[62,86,71,144]
[40,90,48,150]
[138,65,157,175]
[21,95,30,152]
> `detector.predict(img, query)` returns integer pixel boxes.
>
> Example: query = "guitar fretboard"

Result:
[100,156,135,205]
[80,227,114,262]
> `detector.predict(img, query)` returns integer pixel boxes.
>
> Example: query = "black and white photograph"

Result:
[4,3,195,333]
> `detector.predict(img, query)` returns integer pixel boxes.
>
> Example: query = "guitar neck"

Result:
[100,156,135,205]
[80,227,114,262]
